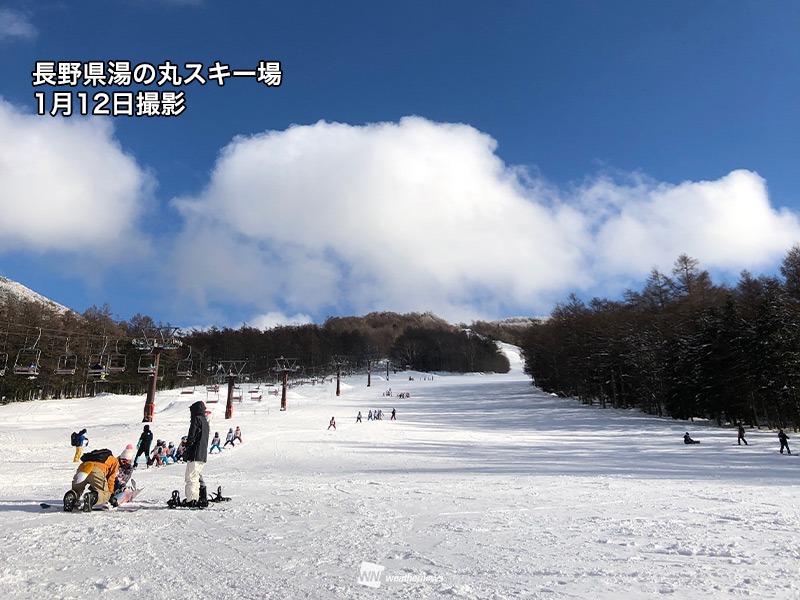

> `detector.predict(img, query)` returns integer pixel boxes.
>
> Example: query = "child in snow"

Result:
[72,428,88,462]
[356,411,362,423]
[134,424,153,468]
[223,428,235,448]
[367,410,373,421]
[684,432,700,444]
[209,432,222,453]
[778,429,791,454]
[328,417,336,430]
[148,440,165,467]
[233,426,243,444]
[111,445,136,506]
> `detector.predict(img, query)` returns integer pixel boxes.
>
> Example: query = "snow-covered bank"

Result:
[0,345,798,599]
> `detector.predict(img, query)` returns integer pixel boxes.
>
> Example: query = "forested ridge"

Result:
[0,299,509,403]
[520,248,800,430]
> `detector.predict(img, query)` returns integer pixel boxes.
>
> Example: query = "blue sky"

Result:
[0,1,798,328]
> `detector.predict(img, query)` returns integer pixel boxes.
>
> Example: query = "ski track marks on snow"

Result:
[0,343,799,599]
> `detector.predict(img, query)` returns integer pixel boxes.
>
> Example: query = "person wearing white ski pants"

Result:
[184,460,205,502]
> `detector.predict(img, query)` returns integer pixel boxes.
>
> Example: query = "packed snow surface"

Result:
[0,344,798,599]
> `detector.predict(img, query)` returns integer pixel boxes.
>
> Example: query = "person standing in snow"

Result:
[356,411,362,423]
[391,408,396,421]
[328,417,336,430]
[72,428,88,462]
[367,410,373,421]
[209,432,222,453]
[183,400,210,507]
[134,424,153,468]
[233,426,243,444]
[737,422,748,446]
[778,429,791,454]
[223,427,235,448]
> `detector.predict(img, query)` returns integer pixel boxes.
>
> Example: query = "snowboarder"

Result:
[65,448,119,511]
[71,428,88,462]
[223,428,235,448]
[684,432,700,444]
[328,417,336,430]
[209,432,222,453]
[356,411,362,423]
[233,426,243,444]
[737,422,748,446]
[134,424,153,468]
[778,429,791,454]
[183,400,210,507]
[391,408,396,421]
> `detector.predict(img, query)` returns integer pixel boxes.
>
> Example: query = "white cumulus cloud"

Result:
[170,117,800,322]
[0,98,153,264]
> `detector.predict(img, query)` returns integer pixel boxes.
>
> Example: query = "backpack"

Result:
[70,432,80,447]
[81,448,113,463]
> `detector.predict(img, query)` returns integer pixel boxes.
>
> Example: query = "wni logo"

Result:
[357,562,385,588]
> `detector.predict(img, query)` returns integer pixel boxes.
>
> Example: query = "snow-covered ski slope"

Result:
[0,343,798,599]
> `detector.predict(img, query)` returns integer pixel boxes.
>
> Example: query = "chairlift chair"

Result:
[107,342,127,373]
[87,353,109,378]
[13,348,41,377]
[176,358,193,378]
[137,353,157,374]
[55,353,78,376]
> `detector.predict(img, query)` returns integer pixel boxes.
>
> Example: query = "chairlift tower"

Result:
[217,360,247,420]
[133,326,182,422]
[331,355,347,397]
[273,356,298,411]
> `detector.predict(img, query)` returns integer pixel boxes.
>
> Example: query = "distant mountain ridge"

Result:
[0,276,74,316]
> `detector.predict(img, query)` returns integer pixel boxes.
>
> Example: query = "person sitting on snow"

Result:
[684,432,700,444]
[111,445,136,506]
[65,448,119,511]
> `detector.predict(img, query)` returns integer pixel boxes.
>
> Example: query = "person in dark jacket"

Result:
[183,400,210,506]
[684,432,700,444]
[134,424,153,468]
[737,422,748,446]
[778,429,791,454]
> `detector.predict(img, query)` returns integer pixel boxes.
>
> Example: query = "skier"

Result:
[183,400,210,507]
[391,408,396,421]
[737,422,748,446]
[133,424,153,468]
[328,417,336,430]
[356,411,362,423]
[64,448,119,511]
[684,432,700,444]
[778,429,791,454]
[209,432,222,453]
[71,428,88,462]
[223,428,235,448]
[233,426,243,444]
[367,410,373,421]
